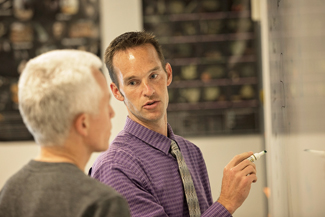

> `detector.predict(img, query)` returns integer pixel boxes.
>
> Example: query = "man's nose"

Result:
[142,81,155,96]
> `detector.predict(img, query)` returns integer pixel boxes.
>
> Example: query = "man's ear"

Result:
[165,63,173,86]
[74,113,89,137]
[110,83,124,101]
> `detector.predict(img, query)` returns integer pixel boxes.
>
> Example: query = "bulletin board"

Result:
[142,0,263,137]
[0,0,101,141]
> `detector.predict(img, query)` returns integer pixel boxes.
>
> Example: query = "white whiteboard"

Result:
[261,0,325,216]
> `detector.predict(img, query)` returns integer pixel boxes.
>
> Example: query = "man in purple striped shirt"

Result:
[90,31,258,217]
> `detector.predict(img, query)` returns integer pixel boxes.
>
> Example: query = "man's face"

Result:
[110,43,172,126]
[88,68,115,152]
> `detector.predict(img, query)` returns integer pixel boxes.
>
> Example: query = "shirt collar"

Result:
[124,117,176,155]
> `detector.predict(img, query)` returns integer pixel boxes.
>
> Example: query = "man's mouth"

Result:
[146,101,156,105]
[143,100,159,108]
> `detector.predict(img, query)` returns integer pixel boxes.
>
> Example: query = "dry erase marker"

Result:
[247,150,267,162]
[304,149,325,158]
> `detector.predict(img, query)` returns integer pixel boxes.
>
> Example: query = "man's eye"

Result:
[151,74,158,79]
[129,81,136,85]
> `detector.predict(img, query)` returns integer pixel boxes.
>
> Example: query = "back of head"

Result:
[104,31,165,88]
[18,49,103,146]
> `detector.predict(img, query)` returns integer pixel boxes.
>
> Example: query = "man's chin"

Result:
[137,114,165,123]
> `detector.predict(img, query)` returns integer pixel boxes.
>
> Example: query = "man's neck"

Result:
[35,144,90,171]
[128,115,168,136]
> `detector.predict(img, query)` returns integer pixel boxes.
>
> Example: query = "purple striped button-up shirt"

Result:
[91,117,232,217]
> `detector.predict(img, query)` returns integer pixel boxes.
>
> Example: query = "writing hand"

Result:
[217,151,257,214]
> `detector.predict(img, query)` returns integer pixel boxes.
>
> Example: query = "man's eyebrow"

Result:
[123,66,161,83]
[148,66,160,73]
[124,75,137,83]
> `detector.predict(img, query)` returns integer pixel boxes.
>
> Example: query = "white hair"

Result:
[18,49,103,146]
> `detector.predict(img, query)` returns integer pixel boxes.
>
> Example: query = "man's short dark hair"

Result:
[104,31,165,89]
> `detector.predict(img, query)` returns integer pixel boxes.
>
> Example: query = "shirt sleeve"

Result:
[201,201,233,217]
[92,164,232,217]
[93,164,169,217]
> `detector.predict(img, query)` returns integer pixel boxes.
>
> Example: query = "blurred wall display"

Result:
[0,0,100,141]
[143,0,261,136]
